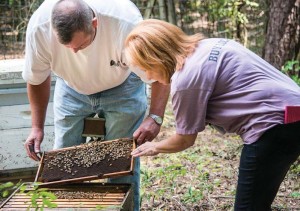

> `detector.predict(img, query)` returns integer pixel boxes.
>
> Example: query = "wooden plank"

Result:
[0,102,54,171]
[1,209,117,211]
[3,203,120,207]
[0,59,56,106]
[9,198,125,202]
[0,170,36,183]
[0,103,54,130]
[5,201,122,205]
[1,209,119,211]
[0,126,54,171]
[0,59,56,88]
[0,183,133,211]
[0,59,26,87]
[82,117,105,138]
[15,193,125,197]
[0,86,55,106]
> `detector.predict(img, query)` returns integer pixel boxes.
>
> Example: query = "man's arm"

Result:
[133,81,170,145]
[25,75,51,161]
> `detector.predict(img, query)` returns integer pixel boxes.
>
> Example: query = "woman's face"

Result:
[144,67,169,85]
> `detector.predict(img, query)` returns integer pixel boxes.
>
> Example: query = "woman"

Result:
[124,19,300,210]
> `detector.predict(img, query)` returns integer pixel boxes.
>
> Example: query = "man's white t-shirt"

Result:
[23,0,148,95]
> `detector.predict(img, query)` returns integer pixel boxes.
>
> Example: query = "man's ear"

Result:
[92,17,97,28]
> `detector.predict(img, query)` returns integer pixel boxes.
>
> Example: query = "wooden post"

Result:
[158,0,167,21]
[167,0,177,25]
[144,0,156,19]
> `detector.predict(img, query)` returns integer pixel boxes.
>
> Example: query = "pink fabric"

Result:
[285,106,300,124]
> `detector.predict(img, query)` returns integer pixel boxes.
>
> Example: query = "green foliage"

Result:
[178,0,261,49]
[290,192,300,198]
[3,0,44,43]
[182,186,204,203]
[0,182,15,198]
[216,1,250,23]
[281,60,300,85]
[197,0,259,26]
[19,183,57,210]
[140,147,218,207]
[0,181,22,198]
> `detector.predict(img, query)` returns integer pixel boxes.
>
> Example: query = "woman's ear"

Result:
[92,17,97,28]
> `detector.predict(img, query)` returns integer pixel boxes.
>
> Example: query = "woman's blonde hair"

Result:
[124,19,205,83]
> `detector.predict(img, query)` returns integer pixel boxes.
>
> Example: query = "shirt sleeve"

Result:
[22,27,51,85]
[172,88,212,135]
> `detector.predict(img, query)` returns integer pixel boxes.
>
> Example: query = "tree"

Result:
[262,0,300,70]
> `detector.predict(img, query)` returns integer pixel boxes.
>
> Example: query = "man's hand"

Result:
[133,116,161,145]
[24,128,44,161]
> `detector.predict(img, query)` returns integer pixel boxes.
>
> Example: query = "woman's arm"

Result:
[131,133,197,157]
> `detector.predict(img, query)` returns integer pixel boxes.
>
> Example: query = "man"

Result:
[22,0,170,210]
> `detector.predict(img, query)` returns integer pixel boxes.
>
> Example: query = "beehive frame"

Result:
[35,138,136,186]
[0,182,133,211]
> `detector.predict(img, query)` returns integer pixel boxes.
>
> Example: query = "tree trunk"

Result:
[262,0,300,70]
[167,0,177,25]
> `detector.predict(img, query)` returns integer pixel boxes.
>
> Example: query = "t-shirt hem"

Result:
[176,127,203,135]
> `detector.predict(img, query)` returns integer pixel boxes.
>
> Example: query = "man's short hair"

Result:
[51,0,94,44]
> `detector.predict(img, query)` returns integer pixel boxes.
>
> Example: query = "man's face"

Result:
[59,17,98,53]
[64,30,95,53]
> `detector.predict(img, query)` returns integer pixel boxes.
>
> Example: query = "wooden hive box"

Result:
[34,138,136,186]
[82,117,106,140]
[0,168,37,184]
[0,182,133,211]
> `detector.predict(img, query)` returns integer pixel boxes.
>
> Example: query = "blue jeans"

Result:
[53,73,147,211]
[234,121,300,210]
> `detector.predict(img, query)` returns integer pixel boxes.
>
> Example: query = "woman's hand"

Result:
[131,141,159,157]
[131,133,197,157]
